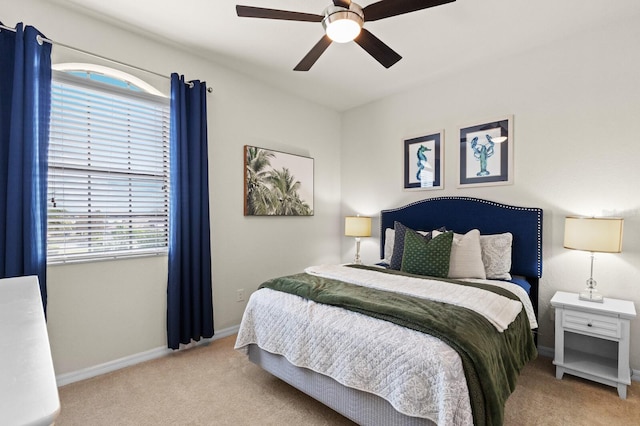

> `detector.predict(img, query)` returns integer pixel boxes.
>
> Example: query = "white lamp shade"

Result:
[564,216,623,253]
[345,216,371,237]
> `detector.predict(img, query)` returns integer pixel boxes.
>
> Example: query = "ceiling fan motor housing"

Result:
[322,3,364,43]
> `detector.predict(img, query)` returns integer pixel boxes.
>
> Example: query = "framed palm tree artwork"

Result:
[244,145,314,216]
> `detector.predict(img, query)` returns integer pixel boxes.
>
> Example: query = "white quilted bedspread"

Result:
[234,266,537,425]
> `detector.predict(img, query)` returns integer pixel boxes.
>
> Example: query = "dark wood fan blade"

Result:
[354,28,402,68]
[363,0,455,22]
[333,0,352,8]
[294,36,333,71]
[236,5,323,22]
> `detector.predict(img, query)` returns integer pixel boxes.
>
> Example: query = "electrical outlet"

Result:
[236,289,245,302]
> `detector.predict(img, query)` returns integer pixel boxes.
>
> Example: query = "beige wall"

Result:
[340,13,640,368]
[5,0,342,375]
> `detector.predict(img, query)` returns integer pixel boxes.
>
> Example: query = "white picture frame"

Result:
[458,115,513,188]
[403,130,444,191]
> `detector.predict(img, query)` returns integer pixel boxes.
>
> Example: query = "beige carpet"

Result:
[56,335,639,425]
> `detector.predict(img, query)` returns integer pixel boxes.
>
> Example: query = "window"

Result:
[47,66,170,264]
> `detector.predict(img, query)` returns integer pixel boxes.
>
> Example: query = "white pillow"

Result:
[383,228,395,264]
[433,229,486,279]
[480,233,513,280]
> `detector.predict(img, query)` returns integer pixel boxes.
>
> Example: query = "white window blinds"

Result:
[47,71,170,263]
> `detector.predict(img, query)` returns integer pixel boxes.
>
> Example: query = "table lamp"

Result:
[563,216,624,302]
[345,215,371,264]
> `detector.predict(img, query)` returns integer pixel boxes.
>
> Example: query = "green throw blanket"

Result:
[259,265,537,426]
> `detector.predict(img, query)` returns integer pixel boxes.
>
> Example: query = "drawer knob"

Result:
[587,322,593,327]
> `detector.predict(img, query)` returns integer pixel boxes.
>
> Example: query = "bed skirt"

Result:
[248,344,435,426]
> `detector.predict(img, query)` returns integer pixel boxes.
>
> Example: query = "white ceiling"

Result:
[53,0,640,111]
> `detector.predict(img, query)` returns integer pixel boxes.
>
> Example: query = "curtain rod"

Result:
[0,23,213,93]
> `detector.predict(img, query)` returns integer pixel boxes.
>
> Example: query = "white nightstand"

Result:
[551,291,636,399]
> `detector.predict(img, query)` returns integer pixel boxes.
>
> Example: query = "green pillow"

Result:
[401,229,453,278]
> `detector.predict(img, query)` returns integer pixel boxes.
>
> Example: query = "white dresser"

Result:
[551,291,636,399]
[0,276,60,425]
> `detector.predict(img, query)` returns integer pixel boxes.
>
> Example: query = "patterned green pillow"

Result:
[401,229,454,278]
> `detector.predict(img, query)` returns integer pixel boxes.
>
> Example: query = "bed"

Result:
[235,196,543,426]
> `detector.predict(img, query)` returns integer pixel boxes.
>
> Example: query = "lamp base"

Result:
[353,237,362,265]
[579,290,604,303]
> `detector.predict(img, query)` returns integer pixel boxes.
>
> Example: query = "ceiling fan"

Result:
[236,0,456,71]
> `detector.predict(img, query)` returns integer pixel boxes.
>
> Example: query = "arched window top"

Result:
[52,63,164,96]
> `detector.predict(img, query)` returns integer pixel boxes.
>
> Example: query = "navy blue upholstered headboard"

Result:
[380,197,542,277]
[380,197,543,316]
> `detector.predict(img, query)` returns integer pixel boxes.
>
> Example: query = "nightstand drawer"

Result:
[562,310,621,339]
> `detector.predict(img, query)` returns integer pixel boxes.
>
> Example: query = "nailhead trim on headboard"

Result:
[379,197,543,278]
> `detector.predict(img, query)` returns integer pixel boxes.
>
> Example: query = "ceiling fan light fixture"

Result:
[322,4,364,43]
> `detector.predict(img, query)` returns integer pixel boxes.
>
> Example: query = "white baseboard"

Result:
[56,325,240,387]
[537,344,640,382]
[537,344,554,359]
[55,329,639,387]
